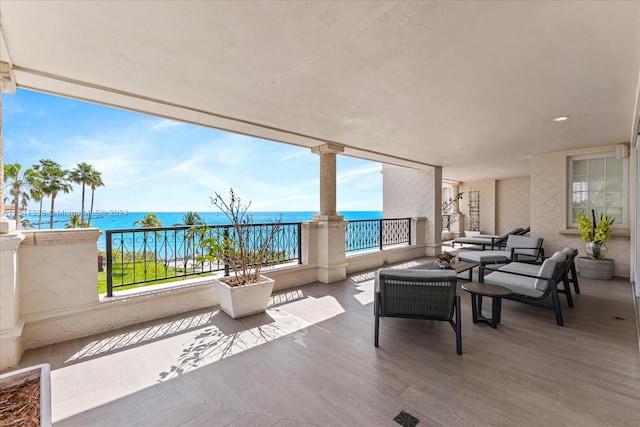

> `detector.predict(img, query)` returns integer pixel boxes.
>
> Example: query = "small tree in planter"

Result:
[198,189,282,318]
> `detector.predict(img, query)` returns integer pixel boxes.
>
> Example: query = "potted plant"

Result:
[434,251,455,269]
[577,209,615,280]
[577,209,614,259]
[442,192,463,215]
[198,189,281,319]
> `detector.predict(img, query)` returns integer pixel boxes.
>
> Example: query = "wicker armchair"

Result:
[374,269,461,355]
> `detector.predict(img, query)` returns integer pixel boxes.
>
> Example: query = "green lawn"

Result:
[97,260,213,294]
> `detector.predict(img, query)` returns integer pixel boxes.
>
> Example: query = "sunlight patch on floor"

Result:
[50,293,345,422]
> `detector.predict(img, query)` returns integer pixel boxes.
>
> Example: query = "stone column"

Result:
[449,182,464,238]
[0,61,17,234]
[311,143,347,283]
[429,166,443,256]
[0,233,25,369]
[450,183,460,213]
[312,143,344,221]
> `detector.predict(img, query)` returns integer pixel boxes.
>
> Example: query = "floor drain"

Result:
[393,410,419,427]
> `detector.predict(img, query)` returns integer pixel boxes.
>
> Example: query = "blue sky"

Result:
[3,89,382,212]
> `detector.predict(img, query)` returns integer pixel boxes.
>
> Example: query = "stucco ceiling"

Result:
[1,1,639,181]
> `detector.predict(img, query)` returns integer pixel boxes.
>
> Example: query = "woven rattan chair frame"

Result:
[374,269,461,355]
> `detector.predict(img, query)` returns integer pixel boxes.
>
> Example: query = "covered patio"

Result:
[16,259,639,426]
[1,2,640,425]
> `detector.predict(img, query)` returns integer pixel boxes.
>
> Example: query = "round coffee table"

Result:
[461,282,513,329]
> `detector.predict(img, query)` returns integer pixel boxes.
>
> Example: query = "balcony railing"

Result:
[105,218,412,295]
[105,223,301,296]
[442,213,460,232]
[345,218,411,252]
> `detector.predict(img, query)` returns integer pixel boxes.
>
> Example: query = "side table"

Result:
[461,282,513,329]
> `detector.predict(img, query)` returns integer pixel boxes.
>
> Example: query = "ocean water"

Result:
[22,210,383,249]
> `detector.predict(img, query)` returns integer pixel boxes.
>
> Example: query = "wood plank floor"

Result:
[16,257,640,426]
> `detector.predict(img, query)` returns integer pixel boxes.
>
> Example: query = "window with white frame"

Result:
[568,152,627,227]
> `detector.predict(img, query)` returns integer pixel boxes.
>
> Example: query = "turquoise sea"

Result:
[22,210,383,250]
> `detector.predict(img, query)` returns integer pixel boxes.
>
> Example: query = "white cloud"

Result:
[150,119,185,132]
[5,89,383,213]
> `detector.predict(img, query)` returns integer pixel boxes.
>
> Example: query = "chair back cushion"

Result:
[534,251,567,291]
[375,269,457,319]
[505,235,543,256]
[560,246,578,261]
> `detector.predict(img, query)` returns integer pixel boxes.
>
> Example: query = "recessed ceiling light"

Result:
[553,116,570,122]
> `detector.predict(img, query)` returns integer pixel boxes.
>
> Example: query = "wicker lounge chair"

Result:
[374,269,462,355]
[479,251,572,326]
[452,228,523,249]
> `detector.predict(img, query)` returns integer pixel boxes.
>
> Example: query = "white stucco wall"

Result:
[531,145,631,277]
[19,229,101,317]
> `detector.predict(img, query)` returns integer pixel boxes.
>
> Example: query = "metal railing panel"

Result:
[106,222,301,296]
[346,218,411,253]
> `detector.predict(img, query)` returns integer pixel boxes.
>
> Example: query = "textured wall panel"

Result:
[382,164,440,252]
[382,165,435,218]
[459,180,496,235]
[531,148,630,277]
[497,177,531,233]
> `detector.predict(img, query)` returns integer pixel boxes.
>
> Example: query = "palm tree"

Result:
[86,168,104,226]
[69,162,93,225]
[3,163,34,226]
[38,161,72,229]
[65,213,83,228]
[176,211,205,266]
[133,213,163,228]
[27,174,45,229]
[133,214,163,261]
[21,218,35,229]
[32,159,61,229]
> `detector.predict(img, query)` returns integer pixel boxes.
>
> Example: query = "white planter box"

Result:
[0,363,51,427]
[215,276,275,319]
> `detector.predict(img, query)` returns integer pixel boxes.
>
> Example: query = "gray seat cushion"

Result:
[459,250,509,264]
[459,235,543,265]
[483,270,546,298]
[452,237,495,246]
[483,251,567,297]
[505,235,543,256]
[499,262,540,275]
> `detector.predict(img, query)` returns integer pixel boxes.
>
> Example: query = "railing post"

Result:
[379,219,384,251]
[408,218,412,245]
[106,231,113,297]
[297,223,302,264]
[224,227,230,277]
